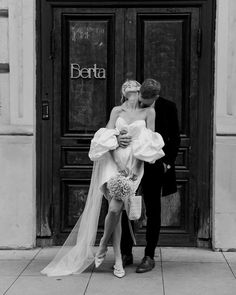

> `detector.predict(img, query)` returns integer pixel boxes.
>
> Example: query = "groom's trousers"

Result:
[121,161,164,259]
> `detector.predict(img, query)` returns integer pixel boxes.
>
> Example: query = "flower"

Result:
[107,172,136,201]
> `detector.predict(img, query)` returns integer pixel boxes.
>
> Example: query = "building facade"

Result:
[0,0,235,250]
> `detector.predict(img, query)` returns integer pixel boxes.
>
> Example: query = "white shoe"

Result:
[113,264,126,278]
[95,248,107,268]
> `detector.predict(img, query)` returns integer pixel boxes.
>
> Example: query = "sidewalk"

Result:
[0,247,236,295]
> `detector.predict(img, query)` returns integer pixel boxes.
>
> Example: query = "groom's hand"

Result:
[117,130,132,148]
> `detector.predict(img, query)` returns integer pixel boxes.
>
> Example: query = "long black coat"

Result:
[144,96,180,196]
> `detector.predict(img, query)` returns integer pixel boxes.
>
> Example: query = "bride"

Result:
[41,80,165,278]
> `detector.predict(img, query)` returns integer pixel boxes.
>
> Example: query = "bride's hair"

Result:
[120,80,141,104]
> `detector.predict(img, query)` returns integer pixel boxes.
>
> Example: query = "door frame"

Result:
[36,0,216,247]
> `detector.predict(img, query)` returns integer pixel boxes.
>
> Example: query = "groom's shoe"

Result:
[122,254,133,267]
[136,256,155,273]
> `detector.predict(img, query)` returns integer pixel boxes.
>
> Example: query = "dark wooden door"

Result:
[52,8,125,244]
[37,1,214,247]
[130,8,200,246]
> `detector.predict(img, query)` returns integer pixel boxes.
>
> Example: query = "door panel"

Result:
[67,19,110,132]
[52,8,124,244]
[131,8,199,244]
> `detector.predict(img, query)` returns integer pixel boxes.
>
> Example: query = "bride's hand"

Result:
[118,168,130,177]
[116,161,129,175]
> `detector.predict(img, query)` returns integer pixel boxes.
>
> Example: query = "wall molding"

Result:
[8,0,34,126]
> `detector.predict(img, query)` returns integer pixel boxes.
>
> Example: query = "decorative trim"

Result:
[48,0,209,7]
[0,9,8,17]
[0,133,34,136]
[0,63,9,73]
[216,133,236,137]
[8,0,34,125]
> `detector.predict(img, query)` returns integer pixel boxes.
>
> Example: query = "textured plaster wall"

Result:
[213,0,236,250]
[0,0,35,248]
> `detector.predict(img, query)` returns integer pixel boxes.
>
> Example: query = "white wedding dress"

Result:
[41,117,165,277]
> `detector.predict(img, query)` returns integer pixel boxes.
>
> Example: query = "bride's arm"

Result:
[105,106,127,171]
[106,106,121,129]
[88,107,121,161]
[146,107,156,131]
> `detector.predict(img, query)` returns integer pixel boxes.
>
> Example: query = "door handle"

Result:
[42,100,50,120]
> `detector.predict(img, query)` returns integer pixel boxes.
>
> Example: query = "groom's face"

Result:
[138,93,157,108]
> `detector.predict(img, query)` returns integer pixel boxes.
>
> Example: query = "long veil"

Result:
[41,161,104,277]
[40,124,165,277]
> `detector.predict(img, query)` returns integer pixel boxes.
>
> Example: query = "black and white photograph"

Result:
[0,0,236,294]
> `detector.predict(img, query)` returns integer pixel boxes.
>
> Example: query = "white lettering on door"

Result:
[70,64,106,79]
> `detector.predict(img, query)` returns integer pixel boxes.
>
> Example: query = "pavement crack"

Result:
[3,250,40,295]
[160,248,166,295]
[83,264,95,295]
[221,251,236,280]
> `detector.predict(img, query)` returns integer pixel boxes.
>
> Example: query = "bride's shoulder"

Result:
[110,105,123,116]
[108,106,123,124]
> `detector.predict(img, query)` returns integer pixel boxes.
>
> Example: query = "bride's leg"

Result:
[97,198,124,256]
[113,213,122,266]
[113,213,125,277]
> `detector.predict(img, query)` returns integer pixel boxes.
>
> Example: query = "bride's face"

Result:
[125,91,139,103]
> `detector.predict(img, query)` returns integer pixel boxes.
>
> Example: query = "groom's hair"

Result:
[140,79,161,99]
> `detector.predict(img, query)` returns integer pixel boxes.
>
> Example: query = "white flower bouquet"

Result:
[107,171,137,201]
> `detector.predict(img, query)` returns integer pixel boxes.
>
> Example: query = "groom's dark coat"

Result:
[121,96,180,257]
[145,96,180,196]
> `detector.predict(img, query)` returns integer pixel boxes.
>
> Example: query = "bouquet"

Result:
[107,171,137,201]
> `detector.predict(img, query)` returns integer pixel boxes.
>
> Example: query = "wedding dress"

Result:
[41,117,165,277]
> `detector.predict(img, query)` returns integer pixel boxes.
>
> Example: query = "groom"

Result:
[119,78,180,273]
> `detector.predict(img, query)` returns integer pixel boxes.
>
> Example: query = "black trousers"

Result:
[121,162,164,259]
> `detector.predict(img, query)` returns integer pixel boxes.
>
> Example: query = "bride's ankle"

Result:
[97,244,107,256]
[114,258,123,268]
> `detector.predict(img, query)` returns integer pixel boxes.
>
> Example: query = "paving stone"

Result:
[0,249,40,260]
[22,259,94,276]
[34,247,61,260]
[223,252,236,264]
[226,263,236,278]
[161,247,225,263]
[87,262,163,295]
[1,248,235,295]
[162,262,236,295]
[4,274,90,295]
[0,276,17,294]
[35,246,160,262]
[0,260,30,276]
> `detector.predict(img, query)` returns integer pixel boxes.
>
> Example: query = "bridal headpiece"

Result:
[121,80,141,102]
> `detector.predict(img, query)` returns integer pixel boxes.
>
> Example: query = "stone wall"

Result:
[213,0,236,250]
[0,0,35,248]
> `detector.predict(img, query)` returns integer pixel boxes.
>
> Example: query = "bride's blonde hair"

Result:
[121,80,141,104]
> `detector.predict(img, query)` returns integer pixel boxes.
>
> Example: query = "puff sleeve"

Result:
[132,128,165,163]
[89,128,119,161]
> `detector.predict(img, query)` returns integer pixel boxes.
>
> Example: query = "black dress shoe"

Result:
[122,254,133,267]
[136,256,155,273]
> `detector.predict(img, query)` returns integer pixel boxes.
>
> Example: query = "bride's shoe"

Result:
[95,248,108,268]
[113,264,126,278]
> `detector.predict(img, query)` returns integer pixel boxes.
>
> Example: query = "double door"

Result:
[37,1,214,246]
